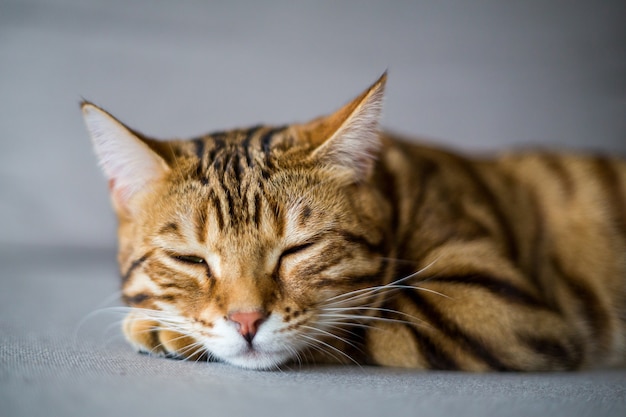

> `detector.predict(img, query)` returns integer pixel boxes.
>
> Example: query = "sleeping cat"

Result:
[82,73,626,371]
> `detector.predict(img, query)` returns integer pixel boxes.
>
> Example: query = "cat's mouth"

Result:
[224,345,292,370]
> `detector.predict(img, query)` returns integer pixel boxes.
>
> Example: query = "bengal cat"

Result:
[82,73,626,371]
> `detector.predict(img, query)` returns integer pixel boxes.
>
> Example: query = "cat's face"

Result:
[83,74,391,369]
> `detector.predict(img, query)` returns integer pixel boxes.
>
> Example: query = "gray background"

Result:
[1,1,625,416]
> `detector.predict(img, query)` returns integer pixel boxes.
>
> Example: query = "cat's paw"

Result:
[122,312,206,360]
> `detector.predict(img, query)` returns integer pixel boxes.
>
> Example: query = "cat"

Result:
[82,73,626,371]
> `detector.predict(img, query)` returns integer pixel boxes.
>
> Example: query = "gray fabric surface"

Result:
[2,1,626,416]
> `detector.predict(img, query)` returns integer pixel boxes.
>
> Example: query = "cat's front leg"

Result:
[122,311,205,360]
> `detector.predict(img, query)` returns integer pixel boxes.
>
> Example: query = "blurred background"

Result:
[1,0,625,249]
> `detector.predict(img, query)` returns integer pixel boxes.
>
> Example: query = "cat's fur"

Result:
[82,73,626,371]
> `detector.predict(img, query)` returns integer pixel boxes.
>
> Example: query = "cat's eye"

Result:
[280,242,315,259]
[173,255,206,265]
[274,242,316,280]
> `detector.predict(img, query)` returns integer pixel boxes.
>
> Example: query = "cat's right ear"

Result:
[81,102,170,216]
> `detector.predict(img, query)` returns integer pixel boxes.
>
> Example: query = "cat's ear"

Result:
[81,102,170,215]
[298,72,386,180]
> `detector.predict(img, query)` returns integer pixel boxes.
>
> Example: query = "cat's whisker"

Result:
[323,283,451,311]
[300,325,361,352]
[73,305,134,344]
[318,323,374,341]
[289,345,305,369]
[297,336,348,366]
[103,319,129,339]
[318,312,430,329]
[321,305,428,323]
[299,334,361,367]
[178,342,209,362]
[95,291,124,309]
[322,257,442,306]
[323,321,377,332]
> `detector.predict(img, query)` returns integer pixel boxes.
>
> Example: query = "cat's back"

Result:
[380,135,626,243]
[379,136,626,366]
[490,150,626,250]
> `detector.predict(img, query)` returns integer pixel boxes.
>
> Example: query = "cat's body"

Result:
[83,74,626,371]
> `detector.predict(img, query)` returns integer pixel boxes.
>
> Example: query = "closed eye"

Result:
[281,242,316,259]
[172,254,206,265]
[273,242,316,281]
[170,253,213,279]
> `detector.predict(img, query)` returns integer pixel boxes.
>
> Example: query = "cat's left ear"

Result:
[297,72,386,181]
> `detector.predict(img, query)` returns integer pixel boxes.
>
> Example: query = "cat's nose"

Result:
[228,310,267,344]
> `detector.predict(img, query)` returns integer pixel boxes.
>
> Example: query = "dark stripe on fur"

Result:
[228,152,243,183]
[253,192,262,227]
[192,138,206,161]
[209,189,225,231]
[313,260,387,288]
[259,126,287,175]
[299,205,312,226]
[518,334,584,370]
[160,282,190,291]
[421,273,549,309]
[405,324,460,370]
[301,256,345,280]
[403,289,517,371]
[122,253,150,284]
[241,125,263,167]
[192,138,209,185]
[207,134,226,163]
[260,127,278,167]
[593,156,626,238]
[195,162,208,186]
[448,154,519,263]
[342,326,369,365]
[526,189,548,297]
[541,155,575,198]
[159,222,181,237]
[282,242,316,258]
[196,202,208,244]
[224,188,236,225]
[375,159,400,235]
[122,293,151,305]
[339,230,384,254]
[396,158,439,257]
[551,255,611,350]
[270,200,285,237]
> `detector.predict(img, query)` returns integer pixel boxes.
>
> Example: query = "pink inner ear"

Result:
[107,178,132,214]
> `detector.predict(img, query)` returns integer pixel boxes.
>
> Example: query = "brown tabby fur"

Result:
[82,73,626,371]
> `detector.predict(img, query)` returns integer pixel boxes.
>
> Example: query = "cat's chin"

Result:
[221,348,292,370]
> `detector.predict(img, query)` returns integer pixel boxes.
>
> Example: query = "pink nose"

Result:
[228,310,267,343]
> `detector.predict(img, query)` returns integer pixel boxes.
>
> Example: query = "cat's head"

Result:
[82,73,393,369]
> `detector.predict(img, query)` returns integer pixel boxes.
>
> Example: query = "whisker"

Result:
[299,334,361,367]
[321,304,433,323]
[318,313,430,328]
[323,256,442,305]
[73,305,134,344]
[297,337,347,365]
[301,325,360,351]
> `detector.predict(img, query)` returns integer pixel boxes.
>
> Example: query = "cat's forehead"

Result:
[172,124,314,187]
[155,124,323,236]
[186,124,296,157]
